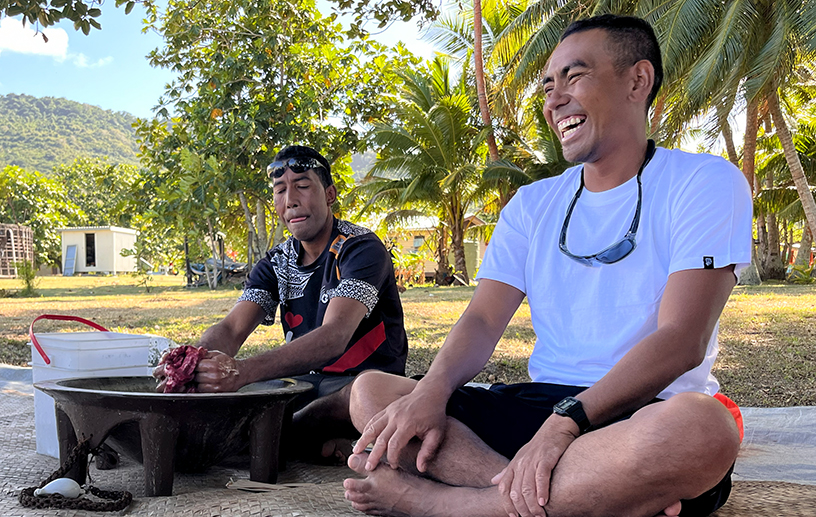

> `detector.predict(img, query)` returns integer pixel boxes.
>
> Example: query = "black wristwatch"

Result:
[552,396,591,434]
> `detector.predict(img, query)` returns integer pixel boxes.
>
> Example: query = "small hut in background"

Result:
[59,226,138,275]
[388,215,488,283]
[0,224,35,278]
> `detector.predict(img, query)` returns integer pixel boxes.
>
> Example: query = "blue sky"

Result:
[0,2,436,119]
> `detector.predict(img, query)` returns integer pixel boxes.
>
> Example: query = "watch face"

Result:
[554,398,575,413]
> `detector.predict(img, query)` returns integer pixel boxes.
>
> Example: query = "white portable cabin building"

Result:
[59,226,138,275]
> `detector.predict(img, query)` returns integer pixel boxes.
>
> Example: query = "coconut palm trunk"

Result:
[474,0,499,163]
[434,223,451,285]
[449,209,469,285]
[721,119,740,167]
[743,98,759,193]
[795,227,812,267]
[769,90,816,241]
[762,157,785,279]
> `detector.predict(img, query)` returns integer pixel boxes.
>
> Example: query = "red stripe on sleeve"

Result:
[322,322,386,373]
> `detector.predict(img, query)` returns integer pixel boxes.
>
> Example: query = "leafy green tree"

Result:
[0,165,83,266]
[332,0,439,37]
[357,58,488,284]
[0,0,439,38]
[14,259,39,295]
[136,0,417,266]
[0,0,144,36]
[52,157,139,228]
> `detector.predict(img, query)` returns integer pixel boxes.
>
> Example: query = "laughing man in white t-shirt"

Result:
[342,14,752,517]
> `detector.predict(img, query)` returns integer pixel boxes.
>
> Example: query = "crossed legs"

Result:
[343,371,740,517]
[291,380,358,463]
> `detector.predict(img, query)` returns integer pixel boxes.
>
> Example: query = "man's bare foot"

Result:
[659,501,682,516]
[344,452,463,517]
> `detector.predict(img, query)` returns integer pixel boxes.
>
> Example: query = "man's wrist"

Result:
[552,396,591,434]
[414,376,457,404]
[545,411,582,438]
[234,357,258,387]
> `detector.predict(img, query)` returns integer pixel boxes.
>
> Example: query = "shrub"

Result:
[14,260,38,296]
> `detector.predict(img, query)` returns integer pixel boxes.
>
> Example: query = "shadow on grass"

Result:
[714,337,816,407]
[405,346,530,385]
[29,283,244,299]
[502,324,536,341]
[0,338,29,366]
[401,285,477,303]
[734,283,816,298]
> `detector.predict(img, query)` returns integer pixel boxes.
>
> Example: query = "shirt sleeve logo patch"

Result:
[330,235,348,257]
[703,256,714,269]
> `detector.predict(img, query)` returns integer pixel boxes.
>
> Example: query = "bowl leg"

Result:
[249,402,286,484]
[139,414,179,496]
[56,407,87,484]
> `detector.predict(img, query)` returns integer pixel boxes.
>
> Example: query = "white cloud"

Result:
[0,17,69,59]
[0,17,113,68]
[71,53,113,68]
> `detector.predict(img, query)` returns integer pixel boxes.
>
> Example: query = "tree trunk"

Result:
[238,191,258,265]
[768,90,816,243]
[795,226,812,267]
[738,240,762,285]
[205,217,223,289]
[721,119,740,168]
[257,199,272,253]
[743,96,764,279]
[649,94,665,139]
[434,223,450,285]
[756,213,768,275]
[273,217,285,246]
[743,98,760,194]
[449,213,469,285]
[762,169,785,279]
[474,0,499,163]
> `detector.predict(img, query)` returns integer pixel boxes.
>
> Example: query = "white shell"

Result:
[34,478,84,498]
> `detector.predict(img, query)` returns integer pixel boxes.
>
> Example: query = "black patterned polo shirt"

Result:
[238,218,408,375]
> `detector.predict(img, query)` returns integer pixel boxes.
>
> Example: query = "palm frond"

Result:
[743,2,797,99]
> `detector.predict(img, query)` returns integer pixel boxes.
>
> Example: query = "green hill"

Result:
[0,93,140,173]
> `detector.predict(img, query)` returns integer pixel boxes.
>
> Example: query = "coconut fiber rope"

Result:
[18,438,132,511]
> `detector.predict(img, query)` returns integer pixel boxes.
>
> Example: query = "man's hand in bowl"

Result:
[195,350,244,392]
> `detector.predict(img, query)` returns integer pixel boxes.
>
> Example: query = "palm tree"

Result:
[489,0,816,280]
[427,0,548,207]
[754,114,816,267]
[354,58,488,284]
[646,0,816,278]
[474,0,500,162]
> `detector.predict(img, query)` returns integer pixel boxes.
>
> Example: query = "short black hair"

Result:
[271,145,333,187]
[561,14,663,107]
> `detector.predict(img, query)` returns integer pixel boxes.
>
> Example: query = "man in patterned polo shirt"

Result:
[156,145,408,462]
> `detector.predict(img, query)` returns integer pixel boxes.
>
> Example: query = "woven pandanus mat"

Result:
[3,391,816,516]
[0,389,362,516]
[712,481,816,516]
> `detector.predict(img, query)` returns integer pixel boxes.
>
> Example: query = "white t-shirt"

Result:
[476,147,753,399]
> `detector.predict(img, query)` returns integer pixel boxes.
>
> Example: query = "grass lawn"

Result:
[1,275,814,407]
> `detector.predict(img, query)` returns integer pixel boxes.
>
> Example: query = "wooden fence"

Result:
[0,224,35,278]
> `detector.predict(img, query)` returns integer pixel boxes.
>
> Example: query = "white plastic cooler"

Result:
[30,318,170,458]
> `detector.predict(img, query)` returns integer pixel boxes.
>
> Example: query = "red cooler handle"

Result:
[29,315,109,365]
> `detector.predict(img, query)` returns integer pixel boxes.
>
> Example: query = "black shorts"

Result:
[287,372,358,412]
[446,382,732,516]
